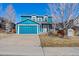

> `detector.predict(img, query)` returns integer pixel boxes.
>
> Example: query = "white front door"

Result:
[43,28,47,32]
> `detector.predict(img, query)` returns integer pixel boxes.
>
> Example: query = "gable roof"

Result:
[16,19,39,24]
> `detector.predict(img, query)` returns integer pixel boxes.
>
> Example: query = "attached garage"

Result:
[16,19,39,34]
[18,24,38,34]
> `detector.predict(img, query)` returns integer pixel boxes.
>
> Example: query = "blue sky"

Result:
[0,3,79,23]
[0,3,50,23]
[1,3,50,15]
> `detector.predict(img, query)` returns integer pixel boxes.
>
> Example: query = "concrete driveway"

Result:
[0,33,79,56]
[0,34,43,56]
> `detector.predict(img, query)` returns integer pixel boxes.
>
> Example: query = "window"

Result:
[43,16,48,22]
[31,16,37,21]
[37,18,40,22]
[37,17,43,22]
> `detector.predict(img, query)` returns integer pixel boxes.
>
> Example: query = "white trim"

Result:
[37,24,39,34]
[18,24,38,26]
[18,25,19,34]
[18,24,38,34]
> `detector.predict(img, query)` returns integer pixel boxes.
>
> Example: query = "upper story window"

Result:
[43,16,48,22]
[31,16,37,21]
[37,17,43,22]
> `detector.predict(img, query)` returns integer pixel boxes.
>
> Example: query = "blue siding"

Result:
[38,25,42,33]
[18,19,38,24]
[19,25,37,34]
[48,17,52,24]
[21,16,31,21]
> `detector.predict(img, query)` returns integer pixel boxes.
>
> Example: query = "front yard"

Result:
[39,33,79,47]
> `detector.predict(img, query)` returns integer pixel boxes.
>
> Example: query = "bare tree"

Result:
[4,4,16,32]
[4,4,16,23]
[48,3,65,32]
[48,3,79,30]
[65,4,79,28]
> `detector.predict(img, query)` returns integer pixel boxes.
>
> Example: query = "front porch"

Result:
[41,23,52,33]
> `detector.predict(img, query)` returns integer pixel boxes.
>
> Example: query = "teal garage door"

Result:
[19,25,37,34]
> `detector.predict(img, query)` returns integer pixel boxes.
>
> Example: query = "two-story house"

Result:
[16,15,52,34]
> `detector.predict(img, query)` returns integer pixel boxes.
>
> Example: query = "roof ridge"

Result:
[17,18,39,24]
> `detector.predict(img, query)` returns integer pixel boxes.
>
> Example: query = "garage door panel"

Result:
[19,25,37,34]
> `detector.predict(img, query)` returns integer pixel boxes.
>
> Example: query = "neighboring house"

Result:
[16,15,52,34]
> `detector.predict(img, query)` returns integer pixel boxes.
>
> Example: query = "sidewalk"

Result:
[43,47,79,56]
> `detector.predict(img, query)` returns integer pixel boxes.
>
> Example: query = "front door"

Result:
[42,24,52,32]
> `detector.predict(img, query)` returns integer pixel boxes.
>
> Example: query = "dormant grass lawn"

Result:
[39,33,79,47]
